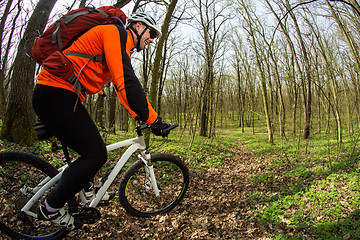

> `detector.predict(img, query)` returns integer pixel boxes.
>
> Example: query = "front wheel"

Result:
[119,153,189,217]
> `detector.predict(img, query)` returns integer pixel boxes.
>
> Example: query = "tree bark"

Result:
[95,94,105,130]
[108,87,117,134]
[265,0,299,136]
[0,0,16,120]
[284,0,312,139]
[114,0,132,9]
[1,0,58,145]
[149,0,178,110]
[79,0,87,8]
[239,0,273,144]
[305,15,342,142]
[326,0,360,130]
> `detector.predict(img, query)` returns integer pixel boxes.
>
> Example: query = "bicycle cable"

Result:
[146,135,169,152]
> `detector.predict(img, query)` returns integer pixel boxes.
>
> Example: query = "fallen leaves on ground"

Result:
[65,145,275,240]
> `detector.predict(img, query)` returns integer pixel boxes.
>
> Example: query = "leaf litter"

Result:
[64,145,275,240]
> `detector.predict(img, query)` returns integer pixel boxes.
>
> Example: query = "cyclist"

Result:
[32,12,170,230]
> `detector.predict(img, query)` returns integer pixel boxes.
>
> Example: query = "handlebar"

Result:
[136,123,178,137]
[160,124,178,136]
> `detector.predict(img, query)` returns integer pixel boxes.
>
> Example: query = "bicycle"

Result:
[0,122,189,239]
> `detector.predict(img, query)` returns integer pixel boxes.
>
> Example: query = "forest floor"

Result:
[3,128,357,240]
[64,144,289,240]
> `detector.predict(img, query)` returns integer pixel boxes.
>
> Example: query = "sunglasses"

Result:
[149,28,157,39]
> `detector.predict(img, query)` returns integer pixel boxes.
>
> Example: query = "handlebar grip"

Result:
[160,124,178,137]
[167,124,178,131]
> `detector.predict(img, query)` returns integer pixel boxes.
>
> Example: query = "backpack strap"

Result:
[52,8,110,50]
[63,52,103,62]
[66,73,86,96]
[63,52,104,111]
[52,20,63,49]
[64,8,109,24]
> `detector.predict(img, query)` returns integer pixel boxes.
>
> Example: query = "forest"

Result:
[0,0,358,144]
[0,0,360,239]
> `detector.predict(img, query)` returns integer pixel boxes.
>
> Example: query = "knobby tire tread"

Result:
[0,150,70,239]
[118,153,189,217]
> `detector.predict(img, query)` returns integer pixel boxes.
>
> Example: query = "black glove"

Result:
[151,117,171,137]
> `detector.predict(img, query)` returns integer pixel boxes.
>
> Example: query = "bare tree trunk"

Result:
[114,0,132,9]
[85,95,94,119]
[231,32,249,133]
[79,0,87,8]
[238,0,273,144]
[326,0,360,77]
[1,0,58,145]
[0,0,14,62]
[314,59,322,134]
[0,0,18,120]
[200,75,211,136]
[265,0,299,136]
[326,0,360,130]
[306,15,342,142]
[157,37,175,115]
[343,78,352,134]
[149,0,178,110]
[273,58,286,137]
[119,106,129,132]
[95,94,105,130]
[108,87,117,134]
[194,0,228,137]
[284,1,313,140]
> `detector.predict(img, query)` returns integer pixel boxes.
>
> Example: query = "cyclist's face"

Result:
[136,23,155,51]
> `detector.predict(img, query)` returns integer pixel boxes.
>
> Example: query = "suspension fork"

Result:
[138,150,160,196]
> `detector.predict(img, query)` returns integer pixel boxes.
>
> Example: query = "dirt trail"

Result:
[65,145,274,240]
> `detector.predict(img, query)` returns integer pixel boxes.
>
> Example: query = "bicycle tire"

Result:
[119,153,189,217]
[0,150,70,239]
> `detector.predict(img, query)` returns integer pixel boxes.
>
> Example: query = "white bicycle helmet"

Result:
[127,12,162,38]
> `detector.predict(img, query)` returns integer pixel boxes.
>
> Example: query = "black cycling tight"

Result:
[32,84,107,208]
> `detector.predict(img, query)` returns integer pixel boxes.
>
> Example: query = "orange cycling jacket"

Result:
[36,24,158,125]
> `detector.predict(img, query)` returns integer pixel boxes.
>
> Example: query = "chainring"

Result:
[73,207,101,224]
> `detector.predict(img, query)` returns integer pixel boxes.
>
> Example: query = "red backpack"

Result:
[32,6,126,64]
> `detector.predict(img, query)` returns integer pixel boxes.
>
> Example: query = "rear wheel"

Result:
[0,150,71,239]
[119,153,189,217]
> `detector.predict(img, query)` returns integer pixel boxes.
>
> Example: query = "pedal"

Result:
[73,207,101,224]
[98,201,111,207]
[98,191,116,206]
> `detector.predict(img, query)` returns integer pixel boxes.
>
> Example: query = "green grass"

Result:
[221,117,360,239]
[1,116,360,239]
[152,118,360,239]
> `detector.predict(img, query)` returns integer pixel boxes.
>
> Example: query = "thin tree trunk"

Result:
[285,3,312,139]
[0,0,14,62]
[119,106,129,132]
[1,0,58,145]
[265,0,299,136]
[108,87,117,134]
[239,3,273,144]
[149,0,178,109]
[305,14,342,142]
[95,94,105,131]
[326,0,360,77]
[114,0,132,9]
[79,0,87,8]
[0,0,18,120]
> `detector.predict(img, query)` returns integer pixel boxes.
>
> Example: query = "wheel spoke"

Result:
[0,151,68,239]
[119,153,189,217]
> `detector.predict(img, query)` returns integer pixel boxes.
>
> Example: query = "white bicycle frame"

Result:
[21,130,160,218]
